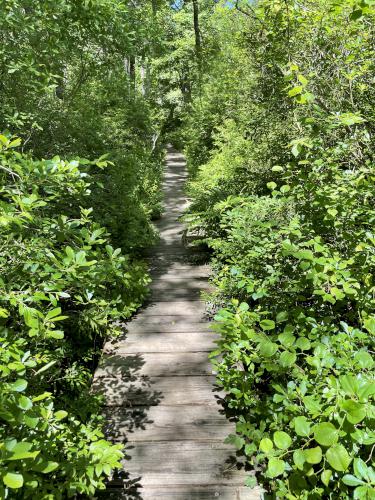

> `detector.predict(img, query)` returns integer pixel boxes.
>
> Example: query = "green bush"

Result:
[0,136,150,497]
[180,0,375,497]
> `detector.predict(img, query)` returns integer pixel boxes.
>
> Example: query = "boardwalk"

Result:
[93,147,260,499]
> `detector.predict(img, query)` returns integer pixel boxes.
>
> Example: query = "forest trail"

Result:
[93,147,260,499]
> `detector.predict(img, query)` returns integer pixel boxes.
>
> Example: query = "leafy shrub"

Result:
[0,136,150,497]
[181,0,375,498]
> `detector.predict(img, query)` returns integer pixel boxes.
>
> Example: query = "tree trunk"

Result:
[192,0,201,64]
[151,0,158,15]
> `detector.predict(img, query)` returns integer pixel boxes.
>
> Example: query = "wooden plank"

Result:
[93,376,223,406]
[150,264,211,279]
[105,331,217,353]
[125,314,213,330]
[102,405,234,443]
[148,288,206,301]
[100,485,261,499]
[135,300,206,317]
[150,276,211,287]
[96,352,213,378]
[119,441,249,487]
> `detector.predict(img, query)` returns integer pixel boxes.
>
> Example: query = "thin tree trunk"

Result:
[151,0,157,15]
[192,0,201,64]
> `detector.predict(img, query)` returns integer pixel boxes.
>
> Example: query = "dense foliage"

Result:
[0,0,167,497]
[1,0,375,497]
[173,0,375,498]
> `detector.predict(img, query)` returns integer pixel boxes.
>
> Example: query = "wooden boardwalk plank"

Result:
[93,375,224,407]
[100,486,260,499]
[96,352,214,377]
[108,331,217,353]
[124,315,213,331]
[136,300,206,316]
[121,441,247,485]
[93,146,259,499]
[103,405,234,442]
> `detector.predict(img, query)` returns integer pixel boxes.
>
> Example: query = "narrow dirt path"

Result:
[93,147,260,499]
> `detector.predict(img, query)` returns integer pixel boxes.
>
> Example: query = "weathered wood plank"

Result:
[149,276,211,287]
[107,331,217,354]
[136,300,206,317]
[125,315,213,331]
[93,376,223,407]
[103,405,233,442]
[120,441,248,486]
[96,352,213,377]
[99,485,260,499]
[151,264,211,279]
[148,289,206,301]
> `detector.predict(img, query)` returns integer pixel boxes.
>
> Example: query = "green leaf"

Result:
[341,400,366,424]
[278,332,295,348]
[279,350,297,367]
[295,337,311,351]
[321,469,332,486]
[342,475,365,487]
[260,320,275,331]
[354,486,374,499]
[267,458,285,478]
[288,86,303,97]
[353,458,369,481]
[363,317,375,334]
[280,184,290,194]
[354,351,374,369]
[47,331,64,340]
[245,476,257,488]
[297,74,308,86]
[259,438,274,453]
[293,449,305,470]
[274,431,292,450]
[35,360,57,376]
[3,472,24,489]
[45,307,62,320]
[54,410,68,421]
[327,208,338,217]
[39,461,59,474]
[276,311,288,323]
[294,250,314,261]
[259,341,278,358]
[293,416,311,437]
[17,395,33,411]
[326,445,351,472]
[339,375,359,396]
[267,182,277,190]
[9,138,21,148]
[32,392,52,402]
[9,379,28,392]
[313,422,338,447]
[304,446,322,464]
[225,434,245,450]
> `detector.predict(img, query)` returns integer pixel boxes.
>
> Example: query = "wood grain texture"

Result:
[93,146,259,499]
[92,375,224,406]
[135,300,207,316]
[99,486,260,499]
[96,352,215,377]
[103,405,234,442]
[106,331,218,353]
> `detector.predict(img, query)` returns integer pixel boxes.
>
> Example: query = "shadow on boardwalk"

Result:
[92,146,259,500]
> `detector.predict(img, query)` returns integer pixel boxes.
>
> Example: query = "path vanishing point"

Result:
[93,146,261,499]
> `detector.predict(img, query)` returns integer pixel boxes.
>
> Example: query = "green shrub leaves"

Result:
[181,0,375,497]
